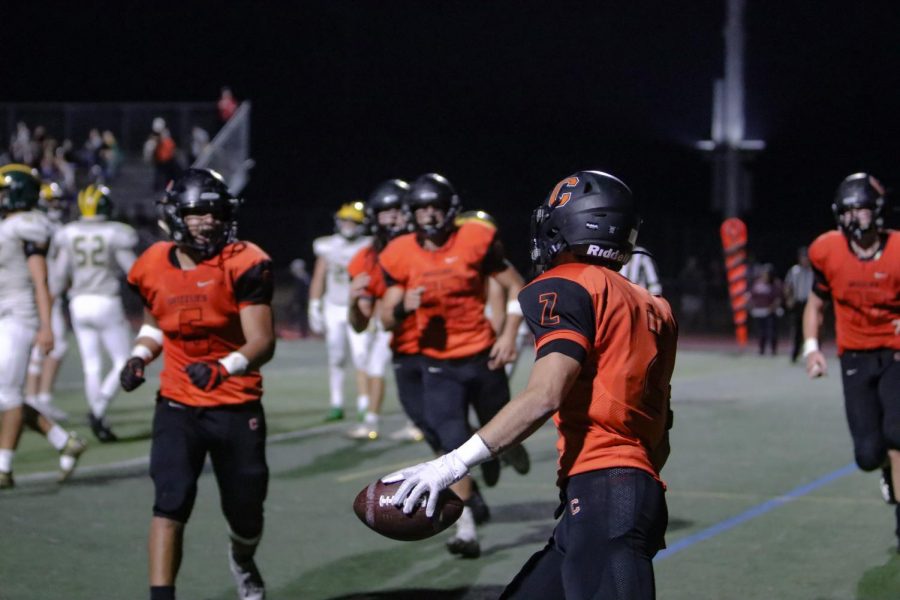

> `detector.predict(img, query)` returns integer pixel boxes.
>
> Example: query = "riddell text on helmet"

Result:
[586,245,627,262]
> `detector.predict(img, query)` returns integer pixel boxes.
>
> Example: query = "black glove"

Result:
[185,361,228,392]
[120,357,146,391]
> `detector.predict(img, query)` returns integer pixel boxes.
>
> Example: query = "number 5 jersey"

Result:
[127,241,274,407]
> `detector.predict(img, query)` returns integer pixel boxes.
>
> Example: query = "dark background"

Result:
[6,1,900,277]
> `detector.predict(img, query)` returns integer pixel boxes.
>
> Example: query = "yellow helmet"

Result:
[77,184,113,218]
[335,201,365,224]
[40,182,64,202]
[455,209,496,229]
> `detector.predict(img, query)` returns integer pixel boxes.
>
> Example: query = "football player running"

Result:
[24,181,71,422]
[379,173,526,558]
[0,165,87,489]
[803,173,900,549]
[53,184,138,442]
[385,171,677,598]
[308,201,374,422]
[120,169,275,600]
[345,179,424,441]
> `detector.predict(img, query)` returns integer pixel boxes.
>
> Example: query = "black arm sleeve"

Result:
[23,241,49,257]
[810,264,831,301]
[518,277,595,364]
[234,260,274,305]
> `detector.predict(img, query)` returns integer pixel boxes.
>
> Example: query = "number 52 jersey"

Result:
[127,241,274,407]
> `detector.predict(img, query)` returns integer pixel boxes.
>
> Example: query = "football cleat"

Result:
[58,433,87,483]
[88,413,118,443]
[501,444,531,475]
[446,535,481,559]
[480,457,501,487]
[388,423,424,442]
[346,424,378,440]
[228,548,265,600]
[0,470,13,490]
[881,467,897,505]
[324,408,344,423]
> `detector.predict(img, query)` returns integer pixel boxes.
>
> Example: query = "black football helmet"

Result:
[157,168,242,258]
[405,173,461,239]
[531,171,640,273]
[832,172,884,241]
[366,179,409,241]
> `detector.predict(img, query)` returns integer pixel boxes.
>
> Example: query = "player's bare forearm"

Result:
[802,293,825,340]
[379,285,405,330]
[478,352,580,455]
[308,257,327,301]
[348,298,372,333]
[26,254,53,331]
[238,304,276,370]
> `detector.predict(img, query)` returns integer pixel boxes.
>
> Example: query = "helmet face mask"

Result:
[157,168,241,259]
[366,179,410,242]
[405,173,460,241]
[531,171,640,274]
[832,173,884,242]
[334,201,366,240]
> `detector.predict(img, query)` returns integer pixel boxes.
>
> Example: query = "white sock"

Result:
[329,367,344,409]
[364,412,379,426]
[0,449,13,472]
[90,395,109,419]
[455,506,477,541]
[357,394,370,414]
[37,392,52,404]
[47,425,69,451]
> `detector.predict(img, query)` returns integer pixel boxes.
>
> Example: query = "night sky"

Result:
[7,1,900,277]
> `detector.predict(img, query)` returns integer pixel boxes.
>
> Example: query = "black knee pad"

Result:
[855,442,886,472]
[152,478,198,523]
[221,470,268,541]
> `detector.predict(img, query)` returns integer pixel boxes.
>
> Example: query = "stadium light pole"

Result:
[697,0,765,218]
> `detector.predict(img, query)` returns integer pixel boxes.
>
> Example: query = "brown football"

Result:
[353,479,464,541]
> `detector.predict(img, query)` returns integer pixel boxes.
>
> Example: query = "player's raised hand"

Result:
[805,350,827,379]
[349,273,372,300]
[403,286,426,312]
[383,453,469,517]
[185,361,228,391]
[120,357,146,391]
[488,334,518,370]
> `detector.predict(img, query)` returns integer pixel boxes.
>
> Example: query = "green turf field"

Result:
[2,338,899,599]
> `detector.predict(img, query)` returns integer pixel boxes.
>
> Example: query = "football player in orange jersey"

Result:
[386,171,677,599]
[379,173,527,558]
[803,172,900,549]
[120,169,275,600]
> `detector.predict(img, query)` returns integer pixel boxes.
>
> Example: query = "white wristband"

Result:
[130,345,154,362]
[455,434,493,469]
[137,324,164,346]
[802,338,820,359]
[219,351,250,376]
[310,298,322,312]
[506,299,523,317]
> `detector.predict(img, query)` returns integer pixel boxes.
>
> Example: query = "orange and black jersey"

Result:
[519,262,678,485]
[809,230,900,354]
[128,241,274,407]
[347,246,387,300]
[379,221,507,359]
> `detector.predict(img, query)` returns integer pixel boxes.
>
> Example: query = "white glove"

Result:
[308,299,325,335]
[382,434,493,517]
[383,452,469,517]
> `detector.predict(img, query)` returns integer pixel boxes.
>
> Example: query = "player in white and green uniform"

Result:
[0,164,86,489]
[52,184,137,442]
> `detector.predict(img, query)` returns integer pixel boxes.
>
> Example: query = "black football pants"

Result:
[840,349,900,472]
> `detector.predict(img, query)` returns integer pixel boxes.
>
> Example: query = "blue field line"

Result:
[655,462,858,561]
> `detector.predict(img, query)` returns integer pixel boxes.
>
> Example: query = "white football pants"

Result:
[0,317,37,410]
[324,301,373,408]
[69,295,132,418]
